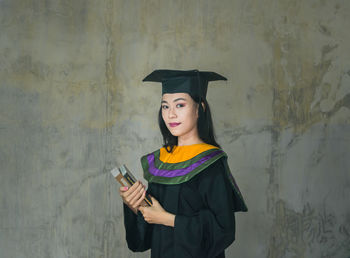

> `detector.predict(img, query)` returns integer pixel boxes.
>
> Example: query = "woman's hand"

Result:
[139,196,175,227]
[119,181,146,214]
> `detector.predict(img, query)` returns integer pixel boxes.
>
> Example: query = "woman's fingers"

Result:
[125,181,140,195]
[130,191,146,211]
[134,190,146,208]
[126,182,143,200]
[122,182,144,206]
[118,181,147,211]
[121,181,140,198]
[129,185,145,207]
[119,186,129,194]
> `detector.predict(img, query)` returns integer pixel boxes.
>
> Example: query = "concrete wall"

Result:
[1,0,349,257]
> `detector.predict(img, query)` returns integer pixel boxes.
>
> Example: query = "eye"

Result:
[161,105,169,110]
[176,103,185,108]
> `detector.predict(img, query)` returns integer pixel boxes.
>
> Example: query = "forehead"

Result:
[161,92,191,102]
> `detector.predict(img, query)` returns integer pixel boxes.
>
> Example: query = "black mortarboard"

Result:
[142,69,227,99]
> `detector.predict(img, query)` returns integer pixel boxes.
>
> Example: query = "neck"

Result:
[177,134,203,146]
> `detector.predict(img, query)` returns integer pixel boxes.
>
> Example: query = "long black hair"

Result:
[158,94,221,153]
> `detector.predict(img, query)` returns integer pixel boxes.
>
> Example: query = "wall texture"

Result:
[1,0,349,257]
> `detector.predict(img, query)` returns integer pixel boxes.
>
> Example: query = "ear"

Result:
[201,101,206,111]
[195,103,199,118]
[196,101,205,119]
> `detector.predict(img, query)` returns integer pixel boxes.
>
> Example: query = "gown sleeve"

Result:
[123,194,153,252]
[173,159,236,258]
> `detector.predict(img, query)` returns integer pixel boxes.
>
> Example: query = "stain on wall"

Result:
[269,200,350,258]
[0,0,349,257]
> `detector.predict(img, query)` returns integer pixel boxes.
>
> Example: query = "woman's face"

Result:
[161,93,199,139]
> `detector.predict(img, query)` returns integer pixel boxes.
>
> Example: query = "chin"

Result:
[168,130,181,137]
[167,128,182,137]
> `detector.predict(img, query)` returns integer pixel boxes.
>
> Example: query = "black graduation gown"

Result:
[123,158,239,258]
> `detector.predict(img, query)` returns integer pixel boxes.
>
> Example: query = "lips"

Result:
[169,122,181,128]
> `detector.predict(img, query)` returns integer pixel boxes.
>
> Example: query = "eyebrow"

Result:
[161,97,187,104]
[173,98,186,102]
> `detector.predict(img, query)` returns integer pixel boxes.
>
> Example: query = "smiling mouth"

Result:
[169,122,181,127]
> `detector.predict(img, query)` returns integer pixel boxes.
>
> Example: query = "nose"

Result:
[168,107,177,119]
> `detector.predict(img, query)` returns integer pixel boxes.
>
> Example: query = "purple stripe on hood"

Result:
[147,150,222,178]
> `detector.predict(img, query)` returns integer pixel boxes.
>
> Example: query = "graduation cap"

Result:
[142,69,227,99]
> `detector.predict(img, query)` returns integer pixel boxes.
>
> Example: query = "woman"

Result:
[119,70,247,258]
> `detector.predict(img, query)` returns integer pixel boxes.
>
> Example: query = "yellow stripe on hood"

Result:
[159,143,219,164]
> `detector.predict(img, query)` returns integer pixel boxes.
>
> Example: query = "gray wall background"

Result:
[1,0,349,257]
